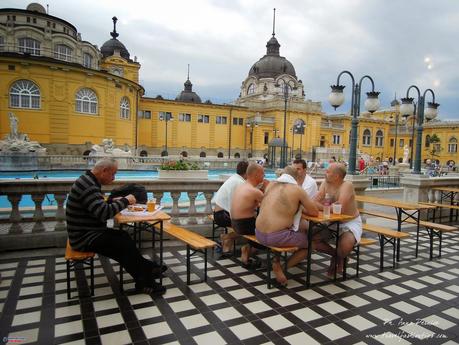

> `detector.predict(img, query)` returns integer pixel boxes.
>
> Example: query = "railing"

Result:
[0,179,224,250]
[367,175,400,189]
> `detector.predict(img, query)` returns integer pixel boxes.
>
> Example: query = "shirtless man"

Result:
[256,166,319,285]
[230,163,266,265]
[313,163,362,276]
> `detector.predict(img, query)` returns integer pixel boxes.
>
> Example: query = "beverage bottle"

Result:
[323,193,331,218]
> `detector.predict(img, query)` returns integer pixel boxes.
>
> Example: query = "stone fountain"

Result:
[0,113,47,171]
[89,138,132,169]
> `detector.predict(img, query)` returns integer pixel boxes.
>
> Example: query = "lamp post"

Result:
[328,71,380,174]
[290,126,296,160]
[409,104,417,169]
[399,86,439,174]
[247,120,258,157]
[273,128,280,138]
[274,78,291,168]
[390,98,401,165]
[160,112,173,156]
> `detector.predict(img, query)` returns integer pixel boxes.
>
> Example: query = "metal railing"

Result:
[367,175,400,189]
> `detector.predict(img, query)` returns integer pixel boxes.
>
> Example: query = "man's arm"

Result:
[313,181,326,211]
[299,188,319,216]
[80,187,134,221]
[337,182,355,208]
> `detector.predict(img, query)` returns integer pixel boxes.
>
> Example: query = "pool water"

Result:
[0,169,277,209]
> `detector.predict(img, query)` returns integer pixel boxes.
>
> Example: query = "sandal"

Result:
[135,282,166,296]
[241,258,262,270]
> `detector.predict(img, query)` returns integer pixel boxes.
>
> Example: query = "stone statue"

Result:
[8,112,19,139]
[403,145,409,163]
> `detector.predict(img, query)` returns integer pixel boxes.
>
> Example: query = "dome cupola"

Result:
[100,16,131,61]
[175,65,202,103]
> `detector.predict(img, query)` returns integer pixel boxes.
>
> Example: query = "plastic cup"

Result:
[147,199,156,212]
[332,203,342,215]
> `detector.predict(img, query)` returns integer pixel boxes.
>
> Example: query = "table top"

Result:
[302,212,355,223]
[432,187,459,193]
[355,195,436,210]
[114,210,171,224]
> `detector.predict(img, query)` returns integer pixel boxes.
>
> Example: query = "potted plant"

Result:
[158,160,208,180]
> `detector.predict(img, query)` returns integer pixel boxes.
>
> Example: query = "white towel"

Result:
[277,174,302,231]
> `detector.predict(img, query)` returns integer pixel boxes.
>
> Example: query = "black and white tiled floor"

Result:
[0,231,459,345]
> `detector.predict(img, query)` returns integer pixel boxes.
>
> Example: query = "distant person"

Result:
[313,163,362,276]
[256,166,319,285]
[66,158,167,295]
[213,161,249,254]
[230,164,267,265]
[359,157,365,173]
[292,159,318,198]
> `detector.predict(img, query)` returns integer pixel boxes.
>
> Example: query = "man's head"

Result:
[325,163,346,184]
[246,163,265,186]
[292,159,307,179]
[283,165,299,181]
[91,158,118,185]
[236,161,249,179]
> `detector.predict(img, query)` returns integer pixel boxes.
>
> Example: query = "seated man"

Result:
[292,158,318,198]
[213,161,249,254]
[256,166,319,285]
[66,158,166,295]
[230,163,267,265]
[313,163,362,276]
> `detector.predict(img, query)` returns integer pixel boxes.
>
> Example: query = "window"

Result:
[159,112,172,121]
[83,53,93,68]
[390,138,394,147]
[0,36,4,51]
[142,110,151,119]
[33,18,37,24]
[217,152,224,158]
[54,44,73,61]
[375,130,384,147]
[247,83,255,94]
[448,137,458,153]
[120,97,130,119]
[216,116,227,124]
[10,79,40,109]
[320,136,326,147]
[18,38,40,55]
[399,139,405,147]
[233,117,243,125]
[264,132,269,145]
[199,151,206,157]
[332,134,341,145]
[198,114,209,123]
[179,113,191,122]
[425,135,431,147]
[362,129,371,146]
[75,88,98,114]
[27,17,30,23]
[234,152,240,158]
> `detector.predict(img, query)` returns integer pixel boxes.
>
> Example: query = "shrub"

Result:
[160,160,200,170]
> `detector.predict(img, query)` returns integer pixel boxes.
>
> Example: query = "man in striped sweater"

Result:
[66,158,166,295]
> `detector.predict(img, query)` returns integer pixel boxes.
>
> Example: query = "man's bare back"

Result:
[256,182,318,233]
[231,183,263,219]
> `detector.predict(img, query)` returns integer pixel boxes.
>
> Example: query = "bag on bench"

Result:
[108,184,148,204]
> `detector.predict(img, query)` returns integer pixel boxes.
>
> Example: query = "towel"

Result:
[277,174,303,231]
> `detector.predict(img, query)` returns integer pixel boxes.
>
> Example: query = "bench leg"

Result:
[438,231,442,258]
[119,265,124,293]
[186,245,191,285]
[379,235,384,272]
[267,249,272,289]
[428,228,434,261]
[356,245,361,278]
[90,257,94,297]
[204,249,208,282]
[415,223,420,258]
[66,260,71,299]
[392,238,396,269]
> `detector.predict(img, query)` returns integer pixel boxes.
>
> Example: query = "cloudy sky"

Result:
[5,0,459,119]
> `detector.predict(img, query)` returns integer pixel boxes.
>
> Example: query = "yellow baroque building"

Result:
[1,3,458,166]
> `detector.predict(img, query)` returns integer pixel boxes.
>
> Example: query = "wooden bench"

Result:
[362,223,410,271]
[152,221,217,285]
[360,208,458,259]
[243,234,298,289]
[342,237,378,279]
[65,240,124,299]
[419,201,459,223]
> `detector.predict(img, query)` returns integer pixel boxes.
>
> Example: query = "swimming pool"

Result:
[0,169,277,209]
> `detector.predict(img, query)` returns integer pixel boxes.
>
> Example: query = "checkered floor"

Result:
[0,230,459,345]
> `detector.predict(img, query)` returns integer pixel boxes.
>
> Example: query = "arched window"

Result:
[199,151,206,158]
[83,53,93,68]
[234,152,240,158]
[161,150,168,157]
[120,97,130,119]
[448,137,457,153]
[248,153,253,158]
[18,37,40,55]
[362,129,371,146]
[180,151,188,158]
[217,152,224,158]
[247,83,255,95]
[54,44,73,61]
[425,135,431,147]
[139,150,148,157]
[375,130,384,147]
[10,79,41,109]
[83,150,91,156]
[75,88,98,114]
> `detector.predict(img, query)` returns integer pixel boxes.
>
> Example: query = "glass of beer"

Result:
[147,198,156,212]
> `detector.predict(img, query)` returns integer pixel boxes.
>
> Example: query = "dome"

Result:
[175,79,202,103]
[26,3,46,13]
[248,35,296,79]
[100,17,131,61]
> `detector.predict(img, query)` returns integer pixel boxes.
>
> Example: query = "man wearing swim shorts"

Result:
[255,166,319,285]
[314,163,362,276]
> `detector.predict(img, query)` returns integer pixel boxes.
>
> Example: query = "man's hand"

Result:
[125,194,136,205]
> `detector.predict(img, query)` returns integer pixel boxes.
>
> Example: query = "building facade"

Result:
[0,3,457,166]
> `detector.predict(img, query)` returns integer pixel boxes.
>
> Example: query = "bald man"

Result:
[314,163,362,276]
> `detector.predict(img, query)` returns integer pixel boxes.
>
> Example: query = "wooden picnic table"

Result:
[115,209,171,284]
[431,187,459,222]
[355,195,436,261]
[302,212,355,288]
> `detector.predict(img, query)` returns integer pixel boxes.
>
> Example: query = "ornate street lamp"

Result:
[390,97,401,165]
[399,86,439,174]
[328,71,380,174]
[275,78,292,168]
[247,120,259,157]
[159,112,173,156]
[293,120,305,159]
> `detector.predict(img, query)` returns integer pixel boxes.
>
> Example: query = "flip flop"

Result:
[241,258,262,269]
